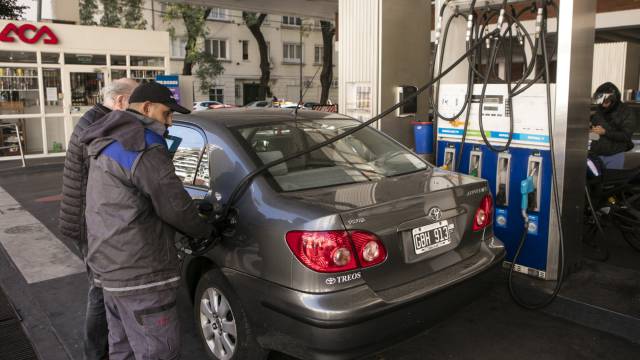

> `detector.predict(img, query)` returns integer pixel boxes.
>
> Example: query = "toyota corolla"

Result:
[167,108,505,360]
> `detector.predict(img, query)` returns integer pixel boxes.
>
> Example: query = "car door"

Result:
[167,123,210,199]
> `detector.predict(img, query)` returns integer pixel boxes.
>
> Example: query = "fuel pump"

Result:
[432,0,565,308]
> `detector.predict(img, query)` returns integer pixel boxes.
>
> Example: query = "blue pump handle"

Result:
[520,176,535,210]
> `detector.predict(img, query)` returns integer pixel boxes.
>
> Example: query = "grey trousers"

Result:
[84,283,109,360]
[103,288,181,360]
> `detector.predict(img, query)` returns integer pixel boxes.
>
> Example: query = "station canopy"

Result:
[163,0,338,19]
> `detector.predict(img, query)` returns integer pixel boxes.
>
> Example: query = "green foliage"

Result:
[0,0,27,20]
[192,52,225,93]
[122,0,146,29]
[79,0,98,25]
[162,3,224,85]
[100,0,121,27]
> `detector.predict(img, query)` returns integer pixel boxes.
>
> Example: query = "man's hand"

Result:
[186,227,220,255]
[590,125,606,136]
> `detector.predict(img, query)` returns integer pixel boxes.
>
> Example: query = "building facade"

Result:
[0,19,170,161]
[146,4,338,106]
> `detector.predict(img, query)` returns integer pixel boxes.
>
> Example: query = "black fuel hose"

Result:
[508,2,565,309]
[217,28,502,223]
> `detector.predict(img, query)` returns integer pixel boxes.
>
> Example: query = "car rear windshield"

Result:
[233,119,429,191]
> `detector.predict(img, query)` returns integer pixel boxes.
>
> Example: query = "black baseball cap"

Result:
[129,81,190,114]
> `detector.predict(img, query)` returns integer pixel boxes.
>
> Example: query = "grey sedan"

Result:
[167,108,505,360]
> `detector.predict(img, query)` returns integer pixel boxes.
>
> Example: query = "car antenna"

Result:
[294,62,322,118]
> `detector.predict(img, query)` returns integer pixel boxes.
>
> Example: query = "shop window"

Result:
[41,52,60,64]
[130,56,164,67]
[0,51,36,63]
[43,68,63,114]
[171,38,187,59]
[0,67,40,115]
[283,43,302,63]
[45,117,66,153]
[167,125,205,186]
[205,39,229,60]
[0,119,27,157]
[242,40,249,61]
[70,72,104,107]
[209,88,224,103]
[314,45,323,64]
[64,53,107,65]
[282,16,302,26]
[208,8,228,21]
[131,69,164,83]
[111,69,128,81]
[111,55,127,66]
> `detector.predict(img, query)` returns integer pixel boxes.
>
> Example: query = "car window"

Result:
[233,119,429,191]
[168,125,205,186]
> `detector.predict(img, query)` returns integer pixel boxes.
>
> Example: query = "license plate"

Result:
[412,220,453,255]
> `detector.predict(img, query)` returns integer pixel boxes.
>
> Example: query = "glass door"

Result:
[63,67,106,132]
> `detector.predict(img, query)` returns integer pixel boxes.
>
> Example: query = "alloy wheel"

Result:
[199,287,238,360]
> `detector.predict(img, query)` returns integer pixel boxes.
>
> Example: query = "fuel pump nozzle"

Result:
[520,176,535,223]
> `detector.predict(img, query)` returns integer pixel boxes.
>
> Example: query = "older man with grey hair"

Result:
[59,77,138,360]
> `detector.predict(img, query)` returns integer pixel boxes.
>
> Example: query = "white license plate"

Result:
[412,220,453,255]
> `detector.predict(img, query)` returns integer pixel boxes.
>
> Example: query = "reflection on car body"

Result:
[166,108,506,360]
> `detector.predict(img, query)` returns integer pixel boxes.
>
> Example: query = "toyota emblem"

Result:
[428,207,442,221]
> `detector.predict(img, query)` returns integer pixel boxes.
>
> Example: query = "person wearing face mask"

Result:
[589,82,637,169]
[59,77,138,360]
[80,82,217,359]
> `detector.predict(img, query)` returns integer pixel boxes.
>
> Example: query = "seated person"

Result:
[589,82,637,169]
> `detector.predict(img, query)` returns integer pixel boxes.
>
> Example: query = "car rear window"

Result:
[232,119,429,191]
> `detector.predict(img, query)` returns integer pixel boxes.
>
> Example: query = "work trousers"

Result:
[84,282,109,360]
[104,287,181,360]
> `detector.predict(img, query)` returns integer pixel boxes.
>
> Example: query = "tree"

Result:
[242,12,270,100]
[100,0,121,27]
[122,0,147,29]
[0,0,27,19]
[163,4,212,75]
[162,4,224,91]
[79,0,98,25]
[320,20,336,105]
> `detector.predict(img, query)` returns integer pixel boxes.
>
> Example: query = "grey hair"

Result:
[102,78,137,103]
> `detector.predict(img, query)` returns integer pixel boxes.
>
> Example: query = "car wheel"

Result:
[194,269,268,360]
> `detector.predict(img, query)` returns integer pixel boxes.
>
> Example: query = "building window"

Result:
[208,8,228,21]
[241,40,249,61]
[130,56,164,67]
[205,39,229,60]
[282,16,302,26]
[111,55,127,66]
[283,43,302,63]
[356,86,371,110]
[209,87,224,103]
[314,45,323,64]
[171,38,187,59]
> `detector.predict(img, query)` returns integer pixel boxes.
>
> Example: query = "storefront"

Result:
[0,20,170,161]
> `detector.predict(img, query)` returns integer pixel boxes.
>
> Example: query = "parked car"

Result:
[209,103,236,110]
[244,100,271,108]
[193,101,223,111]
[167,108,505,360]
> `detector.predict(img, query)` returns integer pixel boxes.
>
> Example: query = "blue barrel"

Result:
[413,121,433,154]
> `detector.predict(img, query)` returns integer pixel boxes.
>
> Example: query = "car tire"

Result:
[194,269,268,360]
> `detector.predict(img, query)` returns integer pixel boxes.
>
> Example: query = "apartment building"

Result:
[147,3,338,106]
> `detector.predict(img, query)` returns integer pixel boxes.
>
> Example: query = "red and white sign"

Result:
[0,23,59,45]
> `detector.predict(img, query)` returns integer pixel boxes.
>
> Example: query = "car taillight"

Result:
[286,231,358,273]
[285,230,387,273]
[473,194,493,231]
[350,231,387,268]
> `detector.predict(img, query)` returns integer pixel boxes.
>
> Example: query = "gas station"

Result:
[0,0,640,359]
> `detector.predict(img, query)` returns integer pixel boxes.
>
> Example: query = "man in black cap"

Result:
[81,82,217,359]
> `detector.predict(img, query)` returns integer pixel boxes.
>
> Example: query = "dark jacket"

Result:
[590,84,637,157]
[81,110,212,296]
[59,103,111,257]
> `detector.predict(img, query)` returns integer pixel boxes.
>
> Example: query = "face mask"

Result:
[592,92,614,105]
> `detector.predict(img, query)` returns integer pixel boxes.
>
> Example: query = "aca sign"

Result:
[0,23,59,45]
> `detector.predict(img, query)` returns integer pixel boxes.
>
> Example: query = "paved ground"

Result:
[1,162,639,360]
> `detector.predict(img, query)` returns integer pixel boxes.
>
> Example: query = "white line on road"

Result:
[0,186,84,284]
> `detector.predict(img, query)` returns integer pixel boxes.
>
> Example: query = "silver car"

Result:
[168,108,506,360]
